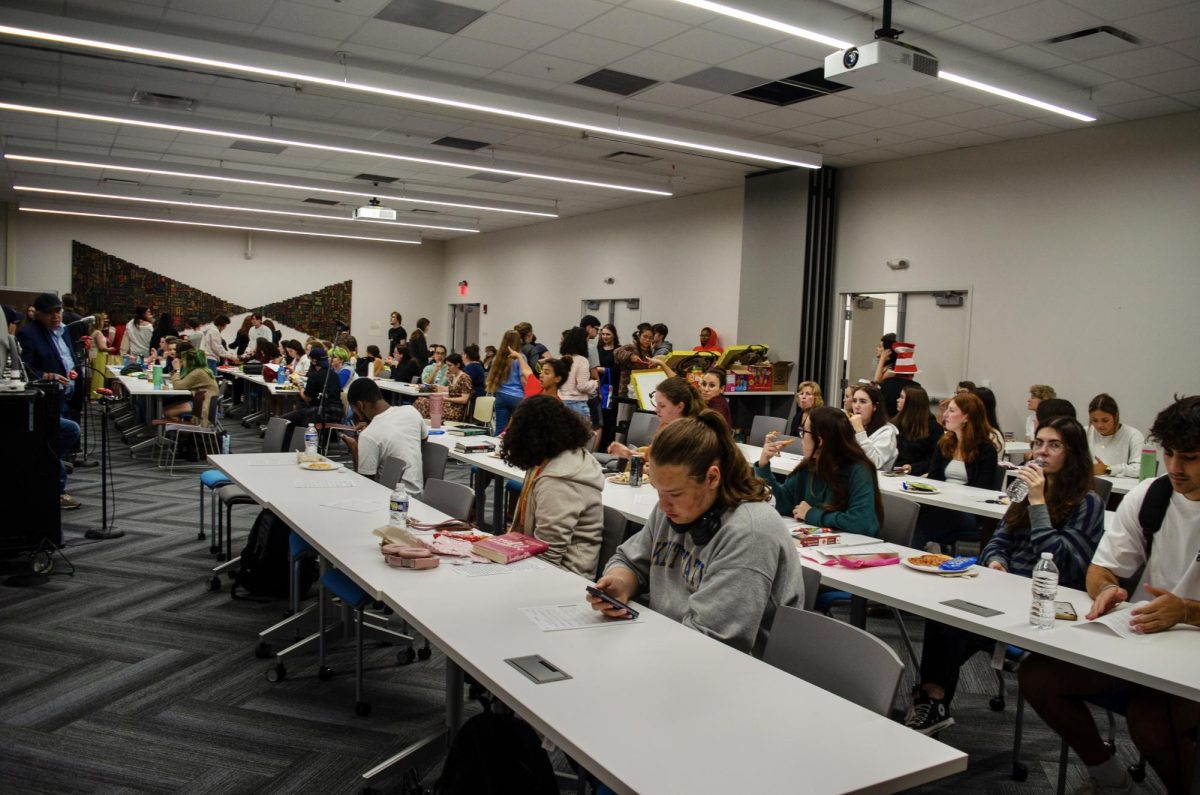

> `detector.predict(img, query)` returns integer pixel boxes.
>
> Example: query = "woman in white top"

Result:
[121,305,154,358]
[849,384,898,470]
[1087,393,1145,477]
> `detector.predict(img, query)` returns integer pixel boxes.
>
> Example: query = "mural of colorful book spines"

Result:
[258,280,352,333]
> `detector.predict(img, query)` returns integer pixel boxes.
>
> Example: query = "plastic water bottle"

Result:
[1030,552,1059,629]
[276,365,287,385]
[389,481,409,528]
[304,423,318,456]
[1006,457,1043,502]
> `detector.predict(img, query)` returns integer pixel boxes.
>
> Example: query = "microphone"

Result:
[334,319,350,331]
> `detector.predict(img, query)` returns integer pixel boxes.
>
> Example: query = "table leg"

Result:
[473,470,489,530]
[849,595,868,629]
[446,657,463,743]
[491,473,505,531]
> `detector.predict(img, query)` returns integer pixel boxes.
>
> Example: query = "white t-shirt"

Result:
[944,459,969,485]
[1092,477,1200,601]
[356,405,427,495]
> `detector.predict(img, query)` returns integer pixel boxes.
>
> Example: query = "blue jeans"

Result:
[493,392,523,435]
[59,417,80,493]
[564,399,590,420]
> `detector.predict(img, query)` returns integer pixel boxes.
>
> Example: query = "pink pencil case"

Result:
[833,552,900,569]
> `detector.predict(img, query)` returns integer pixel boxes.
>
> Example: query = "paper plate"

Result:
[299,461,342,471]
[606,474,637,486]
[901,554,962,574]
[901,481,941,494]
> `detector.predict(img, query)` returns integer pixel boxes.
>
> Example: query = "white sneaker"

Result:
[1073,774,1132,795]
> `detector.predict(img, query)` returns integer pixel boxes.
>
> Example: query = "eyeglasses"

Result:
[1030,439,1064,451]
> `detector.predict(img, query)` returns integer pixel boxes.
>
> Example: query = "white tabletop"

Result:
[724,389,794,397]
[375,378,422,397]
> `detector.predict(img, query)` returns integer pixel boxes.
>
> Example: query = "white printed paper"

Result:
[520,603,638,631]
[320,498,379,513]
[451,558,546,577]
[1075,604,1143,639]
[292,479,356,489]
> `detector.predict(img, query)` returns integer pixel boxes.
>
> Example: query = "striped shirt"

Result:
[980,493,1106,589]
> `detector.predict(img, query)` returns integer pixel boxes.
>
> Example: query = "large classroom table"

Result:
[206,452,966,794]
[105,363,192,455]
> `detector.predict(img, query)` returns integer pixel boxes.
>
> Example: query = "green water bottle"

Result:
[1138,446,1158,480]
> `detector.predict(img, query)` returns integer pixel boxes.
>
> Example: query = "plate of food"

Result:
[901,553,953,573]
[606,472,634,485]
[901,480,941,494]
[299,461,342,471]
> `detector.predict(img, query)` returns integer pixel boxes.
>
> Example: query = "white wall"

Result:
[835,111,1200,435]
[441,189,744,352]
[7,213,443,355]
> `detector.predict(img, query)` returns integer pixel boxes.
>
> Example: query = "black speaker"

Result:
[0,385,61,550]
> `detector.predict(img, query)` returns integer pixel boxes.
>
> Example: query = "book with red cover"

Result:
[471,532,549,564]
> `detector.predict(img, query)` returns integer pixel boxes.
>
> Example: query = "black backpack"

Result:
[1137,475,1174,553]
[232,509,317,599]
[434,712,557,795]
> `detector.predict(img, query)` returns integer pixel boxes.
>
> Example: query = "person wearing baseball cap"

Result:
[16,292,82,509]
[281,344,343,433]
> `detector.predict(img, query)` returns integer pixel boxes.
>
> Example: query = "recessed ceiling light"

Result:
[0,100,674,195]
[19,207,421,244]
[4,152,558,217]
[13,185,480,233]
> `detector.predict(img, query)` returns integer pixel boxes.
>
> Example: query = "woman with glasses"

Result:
[904,416,1104,736]
[754,406,882,536]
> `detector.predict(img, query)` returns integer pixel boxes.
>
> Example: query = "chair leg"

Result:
[354,605,369,716]
[198,481,206,541]
[1011,687,1029,781]
[1057,737,1069,795]
[212,494,222,555]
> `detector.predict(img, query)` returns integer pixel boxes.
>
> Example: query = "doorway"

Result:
[447,303,480,353]
[581,298,641,341]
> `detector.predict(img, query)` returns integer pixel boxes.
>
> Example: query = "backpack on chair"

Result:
[232,509,317,599]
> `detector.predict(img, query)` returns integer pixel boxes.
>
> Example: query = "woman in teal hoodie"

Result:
[754,406,883,536]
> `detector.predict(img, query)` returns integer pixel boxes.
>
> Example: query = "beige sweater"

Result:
[521,448,606,578]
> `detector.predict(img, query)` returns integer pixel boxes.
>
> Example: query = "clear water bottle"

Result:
[1006,457,1043,502]
[1030,552,1059,629]
[304,423,318,456]
[389,481,409,528]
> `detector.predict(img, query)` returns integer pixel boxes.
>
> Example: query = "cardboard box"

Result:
[771,361,794,389]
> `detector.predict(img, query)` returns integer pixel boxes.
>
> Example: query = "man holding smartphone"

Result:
[1020,395,1200,795]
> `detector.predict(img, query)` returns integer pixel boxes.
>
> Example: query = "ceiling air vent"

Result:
[468,172,519,183]
[575,69,657,96]
[182,189,222,198]
[736,68,851,107]
[230,140,287,154]
[353,173,400,183]
[410,208,440,214]
[603,151,660,165]
[101,177,140,187]
[131,90,197,112]
[375,0,485,34]
[432,136,489,151]
[1043,26,1140,59]
[303,197,340,205]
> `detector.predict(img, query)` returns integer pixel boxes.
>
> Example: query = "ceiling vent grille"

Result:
[303,197,340,205]
[432,136,490,151]
[131,90,197,112]
[603,151,660,165]
[575,69,657,96]
[736,69,850,107]
[353,173,400,183]
[230,140,288,154]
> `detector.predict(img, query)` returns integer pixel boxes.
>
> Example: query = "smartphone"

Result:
[585,585,639,619]
[1054,601,1078,621]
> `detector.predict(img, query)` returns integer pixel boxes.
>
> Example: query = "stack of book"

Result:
[454,440,495,454]
[448,425,487,436]
[471,532,548,564]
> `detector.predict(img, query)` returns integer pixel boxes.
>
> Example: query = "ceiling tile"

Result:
[540,32,641,66]
[608,50,709,83]
[698,16,790,47]
[286,0,393,18]
[907,0,1040,24]
[1167,36,1200,60]
[839,129,913,147]
[413,56,494,80]
[253,26,344,54]
[169,0,274,24]
[843,148,905,164]
[1118,5,1200,44]
[938,106,1025,129]
[981,118,1062,139]
[460,12,566,50]
[347,19,450,55]
[892,4,961,34]
[1084,46,1197,79]
[793,93,878,118]
[615,82,715,108]
[620,0,718,26]
[716,47,821,81]
[1061,0,1187,19]
[578,7,692,49]
[501,52,595,83]
[1088,80,1160,106]
[896,92,986,118]
[1174,88,1200,106]
[772,36,843,62]
[1101,94,1193,119]
[931,23,1020,54]
[973,1,1104,42]
[796,118,873,138]
[886,138,956,157]
[655,28,762,63]
[160,9,258,37]
[930,129,1006,147]
[887,118,968,138]
[741,104,828,129]
[997,44,1072,70]
[1129,65,1200,95]
[691,94,784,120]
[837,107,925,129]
[260,3,366,39]
[426,35,526,69]
[492,0,611,29]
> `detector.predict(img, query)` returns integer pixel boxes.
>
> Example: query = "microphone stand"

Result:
[85,391,123,540]
[71,324,99,468]
[312,321,348,455]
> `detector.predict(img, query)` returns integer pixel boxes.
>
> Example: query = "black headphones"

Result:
[667,505,724,547]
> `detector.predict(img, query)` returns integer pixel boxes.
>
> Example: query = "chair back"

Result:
[993,466,1009,491]
[378,456,408,490]
[763,606,903,716]
[749,415,788,446]
[288,426,308,452]
[801,566,821,612]
[1091,476,1114,504]
[421,478,474,522]
[422,440,449,484]
[263,417,292,453]
[626,412,659,448]
[472,395,495,427]
[879,492,920,547]
[598,506,628,577]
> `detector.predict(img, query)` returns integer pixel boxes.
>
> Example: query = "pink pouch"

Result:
[834,552,900,569]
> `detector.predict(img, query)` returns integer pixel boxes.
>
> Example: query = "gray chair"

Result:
[598,506,628,577]
[288,427,308,452]
[749,415,787,446]
[377,455,408,490]
[212,417,293,564]
[801,565,820,612]
[626,411,659,448]
[879,493,923,672]
[763,605,903,716]
[421,478,474,522]
[422,440,448,484]
[1091,476,1114,504]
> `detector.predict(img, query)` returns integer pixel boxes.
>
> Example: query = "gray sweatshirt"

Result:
[522,448,606,578]
[606,500,804,657]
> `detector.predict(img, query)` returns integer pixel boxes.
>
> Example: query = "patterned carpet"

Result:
[0,402,1163,794]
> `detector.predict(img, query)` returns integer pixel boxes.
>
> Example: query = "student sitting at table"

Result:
[414,353,474,423]
[283,346,344,428]
[280,339,304,370]
[850,384,899,470]
[1020,396,1200,795]
[164,348,219,424]
[329,346,353,390]
[341,378,425,496]
[893,385,942,472]
[911,392,999,551]
[903,416,1105,736]
[502,395,606,577]
[607,376,705,460]
[388,341,421,385]
[788,380,823,437]
[420,344,450,386]
[697,367,732,427]
[589,411,805,656]
[1025,384,1058,441]
[1087,393,1145,477]
[755,406,882,536]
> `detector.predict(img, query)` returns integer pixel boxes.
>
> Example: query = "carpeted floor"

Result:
[0,401,1164,794]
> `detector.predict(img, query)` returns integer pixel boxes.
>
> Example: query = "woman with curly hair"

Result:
[502,395,606,577]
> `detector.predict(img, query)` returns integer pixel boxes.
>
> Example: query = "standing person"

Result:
[182,317,204,346]
[514,321,539,372]
[201,314,234,372]
[342,378,425,495]
[1020,396,1200,795]
[580,315,603,445]
[892,385,943,472]
[849,384,899,470]
[588,411,805,657]
[755,406,882,536]
[903,417,1106,736]
[17,293,82,509]
[789,381,824,437]
[389,342,421,385]
[613,325,658,401]
[461,344,486,397]
[872,332,898,384]
[558,327,596,421]
[481,345,496,372]
[230,315,253,358]
[503,395,606,577]
[485,330,526,435]
[408,317,430,367]
[693,326,723,353]
[245,313,272,356]
[121,306,154,359]
[387,311,407,355]
[597,324,620,450]
[650,323,673,358]
[912,393,999,550]
[697,367,732,427]
[1087,393,1145,477]
[1025,384,1058,441]
[60,293,82,326]
[876,339,921,417]
[420,344,450,386]
[88,311,115,398]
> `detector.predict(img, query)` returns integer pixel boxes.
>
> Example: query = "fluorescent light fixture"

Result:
[938,71,1096,123]
[4,153,557,217]
[0,23,818,170]
[0,101,672,196]
[660,2,1096,123]
[13,184,479,232]
[19,207,420,244]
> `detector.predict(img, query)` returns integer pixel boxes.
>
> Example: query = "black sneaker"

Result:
[904,694,954,735]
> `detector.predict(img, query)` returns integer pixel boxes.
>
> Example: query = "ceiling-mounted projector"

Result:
[825,39,939,90]
[353,198,396,221]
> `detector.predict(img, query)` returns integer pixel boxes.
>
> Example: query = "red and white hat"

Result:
[891,341,919,376]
